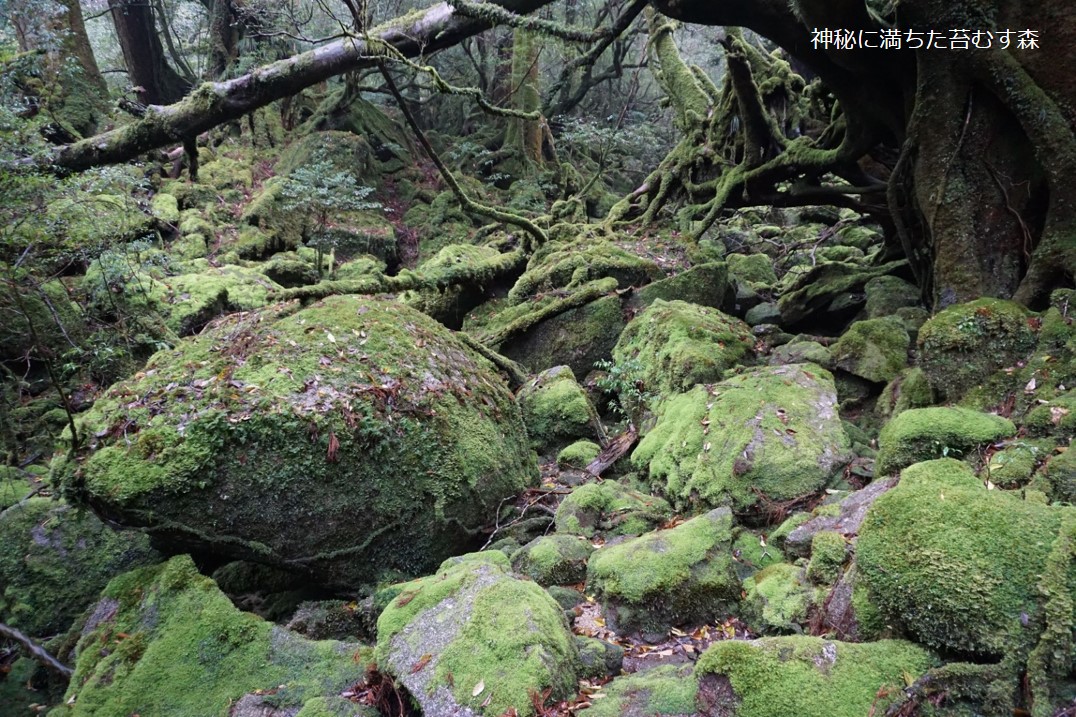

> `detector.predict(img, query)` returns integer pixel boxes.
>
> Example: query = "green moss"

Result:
[857,459,1070,656]
[1026,389,1076,441]
[499,294,626,378]
[375,557,579,717]
[731,528,785,578]
[55,556,369,717]
[742,563,817,634]
[149,192,180,224]
[511,534,594,586]
[517,366,599,452]
[875,407,1015,475]
[557,440,601,469]
[768,340,834,370]
[632,262,729,310]
[633,365,849,513]
[831,317,910,384]
[198,156,254,190]
[56,296,538,589]
[0,497,159,637]
[727,253,778,289]
[805,531,847,585]
[695,637,935,717]
[1043,448,1076,503]
[508,241,663,304]
[580,663,697,717]
[0,278,85,362]
[586,508,740,635]
[863,275,920,319]
[875,367,934,421]
[777,261,905,326]
[612,299,755,399]
[918,298,1037,401]
[985,441,1049,487]
[554,481,671,538]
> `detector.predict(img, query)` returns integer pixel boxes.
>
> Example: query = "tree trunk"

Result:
[109,0,192,105]
[504,28,545,166]
[207,0,239,78]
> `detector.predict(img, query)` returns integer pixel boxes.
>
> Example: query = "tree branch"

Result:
[0,622,73,680]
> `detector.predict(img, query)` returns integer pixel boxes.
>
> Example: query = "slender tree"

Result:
[108,0,192,105]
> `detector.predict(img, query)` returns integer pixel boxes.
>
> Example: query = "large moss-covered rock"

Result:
[727,253,778,290]
[56,296,537,588]
[918,298,1037,401]
[612,300,755,399]
[630,262,729,311]
[741,563,819,635]
[863,275,920,318]
[511,534,594,586]
[501,294,626,378]
[517,365,600,453]
[875,367,934,420]
[633,365,849,513]
[695,637,934,717]
[554,481,671,538]
[831,317,910,384]
[778,261,906,326]
[508,241,662,304]
[857,459,1073,656]
[53,555,369,717]
[578,664,697,717]
[402,243,505,328]
[875,406,1015,475]
[586,508,740,637]
[0,498,159,637]
[376,552,581,717]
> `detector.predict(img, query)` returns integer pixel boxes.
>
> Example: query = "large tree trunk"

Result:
[109,0,192,105]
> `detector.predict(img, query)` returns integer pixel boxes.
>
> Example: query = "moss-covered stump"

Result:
[375,552,581,717]
[857,459,1073,657]
[577,663,697,717]
[874,406,1015,475]
[741,563,818,635]
[56,296,538,588]
[554,481,671,538]
[53,555,369,717]
[511,534,594,586]
[0,497,159,637]
[831,317,910,384]
[633,365,849,514]
[612,300,755,399]
[918,298,1037,401]
[517,366,601,453]
[864,275,921,319]
[585,508,740,638]
[695,637,934,717]
[500,294,627,378]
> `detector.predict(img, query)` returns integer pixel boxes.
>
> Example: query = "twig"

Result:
[0,622,73,679]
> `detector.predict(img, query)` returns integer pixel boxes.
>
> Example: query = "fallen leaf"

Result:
[327,430,340,463]
[410,654,432,673]
[472,680,485,697]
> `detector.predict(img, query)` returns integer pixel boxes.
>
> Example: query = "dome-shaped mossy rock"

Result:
[56,296,538,588]
[511,534,594,586]
[557,440,602,469]
[727,253,778,290]
[694,637,935,717]
[741,563,819,635]
[857,459,1074,657]
[831,317,910,384]
[554,481,672,538]
[632,364,849,514]
[0,497,160,637]
[875,406,1015,475]
[585,508,740,638]
[52,555,371,717]
[918,298,1037,401]
[577,663,698,717]
[375,552,581,717]
[517,365,601,454]
[612,299,755,399]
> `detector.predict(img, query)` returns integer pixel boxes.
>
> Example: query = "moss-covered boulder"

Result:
[517,366,600,453]
[56,296,538,588]
[741,563,818,635]
[918,298,1037,401]
[863,275,920,318]
[630,262,729,311]
[508,241,662,304]
[557,440,602,469]
[402,243,506,328]
[831,317,910,384]
[767,339,835,370]
[501,294,626,378]
[633,365,849,513]
[612,300,755,399]
[0,498,159,637]
[586,508,740,637]
[778,260,905,326]
[695,637,934,717]
[1043,447,1076,503]
[857,459,1073,656]
[727,253,778,290]
[875,366,934,420]
[53,555,369,717]
[875,406,1015,475]
[375,552,581,717]
[511,534,594,586]
[578,663,697,717]
[554,481,671,538]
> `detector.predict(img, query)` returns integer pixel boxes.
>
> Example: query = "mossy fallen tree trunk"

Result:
[45,0,557,172]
